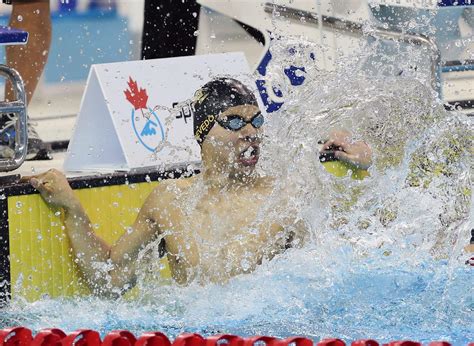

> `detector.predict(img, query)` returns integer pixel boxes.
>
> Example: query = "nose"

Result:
[239,123,258,140]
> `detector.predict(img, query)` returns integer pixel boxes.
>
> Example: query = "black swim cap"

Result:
[193,77,258,145]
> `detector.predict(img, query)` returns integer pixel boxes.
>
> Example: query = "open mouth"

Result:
[238,144,260,166]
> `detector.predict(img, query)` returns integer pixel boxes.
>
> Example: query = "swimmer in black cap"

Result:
[193,77,260,145]
[192,78,264,181]
[24,77,372,295]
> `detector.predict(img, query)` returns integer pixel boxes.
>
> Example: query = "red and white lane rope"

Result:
[0,326,470,346]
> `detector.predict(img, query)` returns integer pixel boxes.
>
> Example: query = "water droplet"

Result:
[193,30,199,37]
[240,258,250,271]
[16,201,22,208]
[0,194,5,200]
[42,50,48,56]
[17,15,23,22]
[54,211,61,216]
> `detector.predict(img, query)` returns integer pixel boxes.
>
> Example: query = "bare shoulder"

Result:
[146,175,196,205]
[138,176,197,223]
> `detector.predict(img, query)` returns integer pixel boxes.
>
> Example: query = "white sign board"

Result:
[64,52,258,172]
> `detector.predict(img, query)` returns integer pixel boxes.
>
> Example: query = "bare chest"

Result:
[156,190,287,282]
[164,194,269,248]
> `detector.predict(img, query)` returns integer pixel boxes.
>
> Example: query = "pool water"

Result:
[1,252,472,345]
[1,26,473,346]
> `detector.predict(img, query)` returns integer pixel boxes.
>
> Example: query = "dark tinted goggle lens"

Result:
[251,113,264,128]
[219,113,264,131]
[227,117,246,130]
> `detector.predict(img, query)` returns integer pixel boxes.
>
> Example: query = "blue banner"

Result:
[438,0,473,6]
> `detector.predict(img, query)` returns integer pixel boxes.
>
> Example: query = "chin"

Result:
[235,161,258,178]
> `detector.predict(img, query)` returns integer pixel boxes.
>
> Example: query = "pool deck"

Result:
[1,151,67,178]
[0,82,87,181]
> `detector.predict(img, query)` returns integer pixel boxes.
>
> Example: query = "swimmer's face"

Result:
[201,104,263,176]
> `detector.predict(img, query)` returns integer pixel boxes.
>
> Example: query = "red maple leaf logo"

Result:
[124,77,148,110]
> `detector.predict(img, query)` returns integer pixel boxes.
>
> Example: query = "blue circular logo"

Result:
[131,107,165,152]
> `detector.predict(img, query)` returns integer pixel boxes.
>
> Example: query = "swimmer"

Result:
[22,78,372,295]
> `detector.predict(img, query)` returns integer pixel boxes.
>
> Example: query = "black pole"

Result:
[141,0,201,60]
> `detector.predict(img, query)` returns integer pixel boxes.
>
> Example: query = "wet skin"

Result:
[23,104,372,295]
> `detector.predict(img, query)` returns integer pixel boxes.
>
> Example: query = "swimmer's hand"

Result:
[21,169,79,210]
[321,130,372,170]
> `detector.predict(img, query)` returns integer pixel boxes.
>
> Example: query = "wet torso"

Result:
[147,175,291,284]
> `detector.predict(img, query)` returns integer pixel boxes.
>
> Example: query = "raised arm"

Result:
[22,169,161,297]
[321,130,372,170]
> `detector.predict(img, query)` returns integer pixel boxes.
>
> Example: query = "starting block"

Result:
[0,26,28,172]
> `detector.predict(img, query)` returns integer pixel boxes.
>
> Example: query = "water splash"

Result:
[1,28,473,346]
[1,252,472,344]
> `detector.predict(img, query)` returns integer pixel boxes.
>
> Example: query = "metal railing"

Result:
[0,65,28,172]
[264,2,442,96]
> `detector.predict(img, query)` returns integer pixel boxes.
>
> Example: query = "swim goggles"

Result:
[216,112,264,131]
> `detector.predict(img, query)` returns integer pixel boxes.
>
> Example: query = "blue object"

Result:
[0,10,130,83]
[438,0,474,6]
[0,26,28,45]
[131,107,165,153]
[141,120,158,137]
[58,0,77,13]
[256,47,314,113]
[442,64,474,72]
